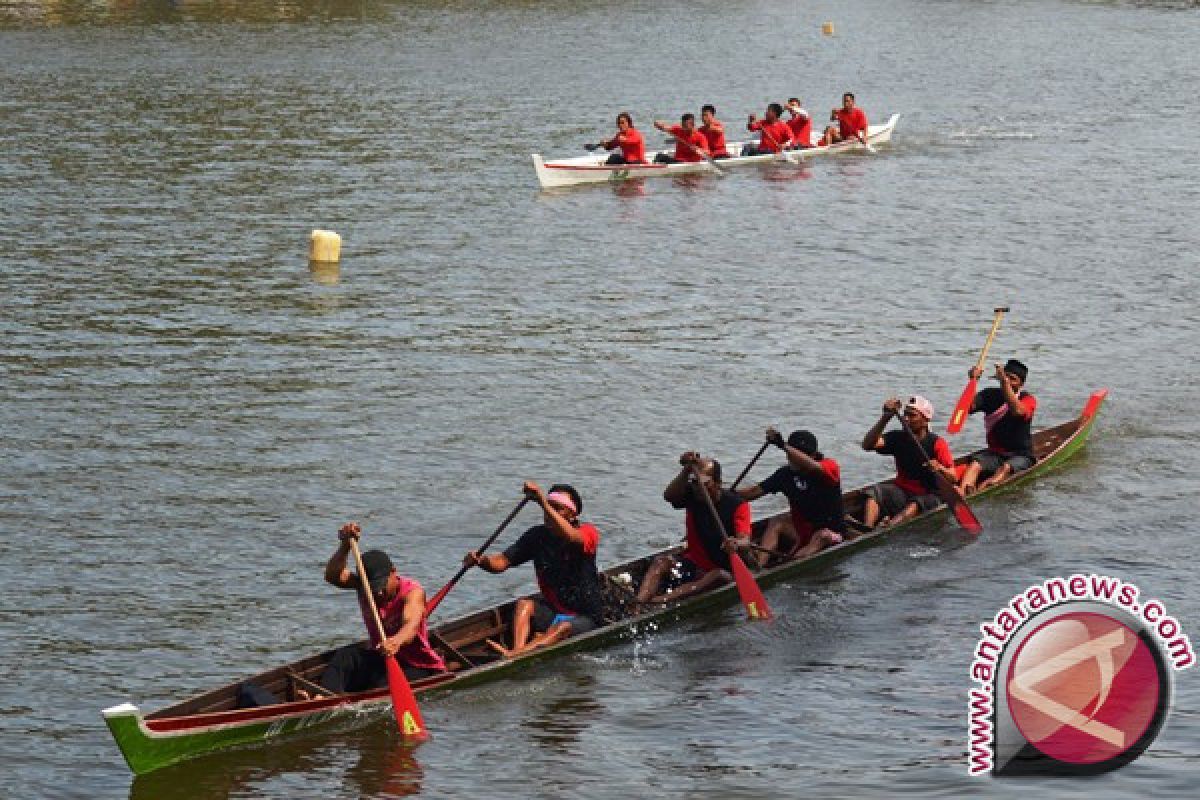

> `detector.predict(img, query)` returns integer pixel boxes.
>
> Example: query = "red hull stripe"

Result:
[144,673,455,733]
[545,164,667,171]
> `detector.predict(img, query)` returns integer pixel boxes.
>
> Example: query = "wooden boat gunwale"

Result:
[103,388,1107,774]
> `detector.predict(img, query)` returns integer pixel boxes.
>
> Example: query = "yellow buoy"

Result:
[309,229,342,263]
[822,21,835,36]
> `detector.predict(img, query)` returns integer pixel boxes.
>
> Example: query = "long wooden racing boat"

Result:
[532,113,899,189]
[103,388,1106,775]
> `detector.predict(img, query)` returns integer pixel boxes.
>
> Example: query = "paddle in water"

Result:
[424,497,530,619]
[347,537,429,741]
[947,306,1009,434]
[688,464,773,619]
[893,411,983,534]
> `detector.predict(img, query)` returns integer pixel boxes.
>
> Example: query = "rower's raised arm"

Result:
[324,522,359,589]
[664,451,699,508]
[862,399,899,451]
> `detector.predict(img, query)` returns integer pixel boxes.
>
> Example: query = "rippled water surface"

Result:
[2,0,1198,797]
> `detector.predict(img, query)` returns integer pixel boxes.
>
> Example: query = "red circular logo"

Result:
[1006,611,1161,765]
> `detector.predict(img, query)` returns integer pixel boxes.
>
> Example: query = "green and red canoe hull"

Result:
[104,389,1108,775]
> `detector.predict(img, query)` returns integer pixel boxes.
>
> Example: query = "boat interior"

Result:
[147,410,1086,722]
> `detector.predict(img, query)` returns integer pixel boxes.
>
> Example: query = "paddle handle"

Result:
[947,307,1008,434]
[425,496,530,618]
[972,307,1009,372]
[348,538,389,643]
[729,441,771,491]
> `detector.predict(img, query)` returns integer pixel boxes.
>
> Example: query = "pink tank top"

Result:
[358,576,446,672]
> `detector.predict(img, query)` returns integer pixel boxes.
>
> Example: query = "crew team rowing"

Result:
[294,359,1035,696]
[592,92,871,166]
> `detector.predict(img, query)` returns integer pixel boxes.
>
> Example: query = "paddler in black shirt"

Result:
[462,481,605,658]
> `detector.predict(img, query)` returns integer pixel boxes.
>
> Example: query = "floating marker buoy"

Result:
[309,229,341,263]
[822,21,835,36]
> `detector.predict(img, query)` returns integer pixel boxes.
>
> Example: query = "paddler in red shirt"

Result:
[599,112,647,165]
[821,92,870,147]
[784,97,814,149]
[699,104,730,159]
[652,113,711,164]
[745,102,793,155]
[315,523,447,694]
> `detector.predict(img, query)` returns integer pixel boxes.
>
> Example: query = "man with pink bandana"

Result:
[463,481,605,658]
[858,395,958,529]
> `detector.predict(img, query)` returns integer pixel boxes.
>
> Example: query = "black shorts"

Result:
[530,597,597,636]
[866,482,940,517]
[661,556,708,591]
[972,450,1035,476]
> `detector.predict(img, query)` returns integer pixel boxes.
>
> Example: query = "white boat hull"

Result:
[532,114,899,189]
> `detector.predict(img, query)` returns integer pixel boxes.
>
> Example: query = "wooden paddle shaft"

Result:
[661,129,724,173]
[347,538,389,644]
[425,496,530,617]
[973,307,1009,371]
[688,464,733,542]
[730,441,771,491]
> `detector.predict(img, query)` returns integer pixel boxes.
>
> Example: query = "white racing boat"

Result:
[532,113,899,189]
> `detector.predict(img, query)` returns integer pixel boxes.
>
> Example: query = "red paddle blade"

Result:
[730,554,772,620]
[946,379,978,434]
[951,497,983,535]
[384,656,429,742]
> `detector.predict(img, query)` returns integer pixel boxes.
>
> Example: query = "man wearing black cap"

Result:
[957,359,1038,494]
[316,522,446,694]
[735,427,845,567]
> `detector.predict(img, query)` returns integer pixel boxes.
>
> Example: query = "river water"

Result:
[1,0,1198,797]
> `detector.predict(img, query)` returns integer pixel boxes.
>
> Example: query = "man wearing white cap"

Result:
[463,481,605,658]
[859,396,958,529]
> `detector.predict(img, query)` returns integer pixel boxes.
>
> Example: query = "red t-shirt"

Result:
[668,125,709,163]
[615,128,646,164]
[786,111,812,148]
[835,107,869,140]
[748,119,792,153]
[358,576,446,672]
[699,120,728,157]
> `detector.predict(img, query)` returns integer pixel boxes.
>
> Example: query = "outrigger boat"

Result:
[104,389,1107,775]
[532,113,900,189]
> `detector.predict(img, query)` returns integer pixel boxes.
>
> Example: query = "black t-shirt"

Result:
[976,387,1035,457]
[878,430,943,493]
[684,488,748,571]
[503,523,605,619]
[758,461,845,532]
